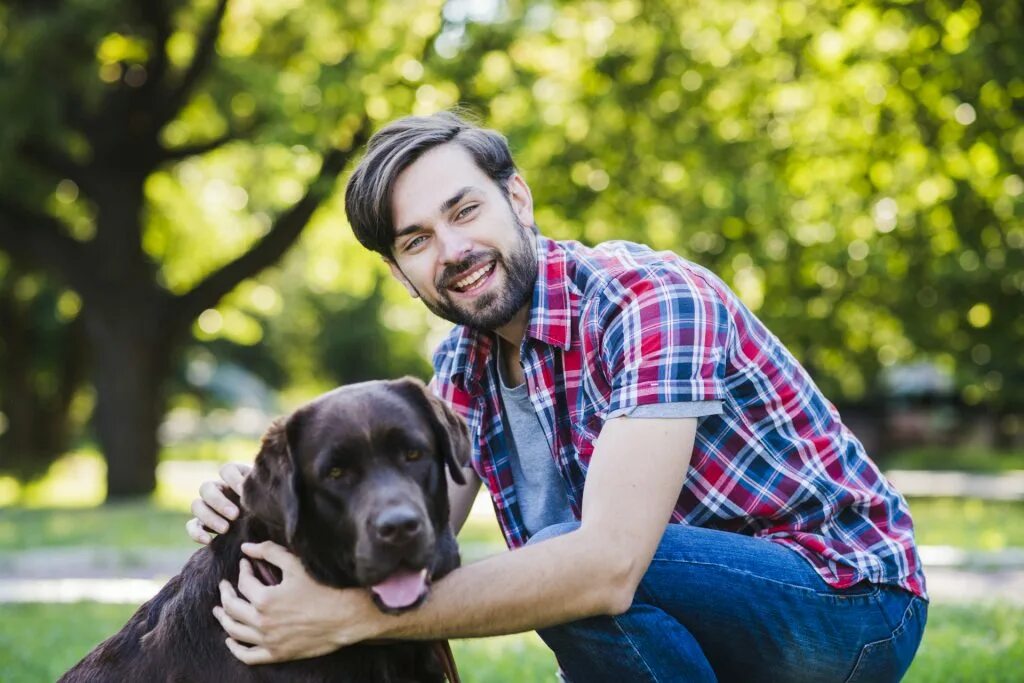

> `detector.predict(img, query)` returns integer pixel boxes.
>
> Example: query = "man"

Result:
[188,112,927,682]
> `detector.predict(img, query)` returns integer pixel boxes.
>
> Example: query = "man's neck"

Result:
[493,303,530,350]
[493,304,530,388]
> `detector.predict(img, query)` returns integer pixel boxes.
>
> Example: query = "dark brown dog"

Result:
[60,377,469,682]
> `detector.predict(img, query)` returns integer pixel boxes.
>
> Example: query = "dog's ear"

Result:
[281,411,306,545]
[247,415,303,546]
[394,377,471,485]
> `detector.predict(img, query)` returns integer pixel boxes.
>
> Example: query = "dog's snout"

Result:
[372,506,423,545]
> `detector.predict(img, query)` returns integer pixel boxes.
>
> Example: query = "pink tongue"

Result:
[370,569,427,609]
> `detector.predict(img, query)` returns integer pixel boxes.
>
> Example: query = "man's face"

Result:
[387,143,538,331]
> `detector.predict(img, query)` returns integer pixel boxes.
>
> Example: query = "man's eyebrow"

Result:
[439,186,476,214]
[394,186,480,241]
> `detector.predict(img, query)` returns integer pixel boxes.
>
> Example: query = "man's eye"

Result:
[404,235,427,251]
[456,204,478,221]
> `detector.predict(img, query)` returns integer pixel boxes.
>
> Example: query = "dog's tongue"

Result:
[370,569,428,609]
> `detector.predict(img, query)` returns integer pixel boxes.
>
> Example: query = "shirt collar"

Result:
[448,233,576,395]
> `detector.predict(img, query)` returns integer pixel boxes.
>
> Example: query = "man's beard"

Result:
[426,221,537,331]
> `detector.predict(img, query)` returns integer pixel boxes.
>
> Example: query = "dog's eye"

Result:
[405,450,423,462]
[328,467,348,479]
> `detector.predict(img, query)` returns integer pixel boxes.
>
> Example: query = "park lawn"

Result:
[3,496,1023,554]
[907,497,1024,552]
[0,501,193,552]
[0,602,1021,682]
[0,602,558,683]
[882,447,1024,473]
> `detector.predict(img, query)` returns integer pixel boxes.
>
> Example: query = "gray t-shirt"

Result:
[496,345,724,537]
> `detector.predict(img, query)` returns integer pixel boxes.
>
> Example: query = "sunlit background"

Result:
[0,0,1021,680]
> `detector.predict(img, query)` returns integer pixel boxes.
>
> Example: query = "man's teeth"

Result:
[452,262,494,291]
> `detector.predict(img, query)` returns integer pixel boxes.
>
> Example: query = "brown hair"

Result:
[344,111,517,258]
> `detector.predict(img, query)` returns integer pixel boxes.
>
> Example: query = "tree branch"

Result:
[155,0,230,129]
[19,140,89,187]
[170,122,370,327]
[139,0,174,94]
[158,130,238,162]
[0,198,87,289]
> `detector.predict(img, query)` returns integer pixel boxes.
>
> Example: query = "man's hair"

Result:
[344,111,517,258]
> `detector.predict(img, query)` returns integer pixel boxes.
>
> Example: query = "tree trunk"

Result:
[86,309,171,499]
[0,273,87,479]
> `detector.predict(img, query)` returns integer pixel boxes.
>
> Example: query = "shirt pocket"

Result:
[569,412,603,457]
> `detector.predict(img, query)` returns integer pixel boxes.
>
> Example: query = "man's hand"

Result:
[186,462,252,545]
[213,541,381,664]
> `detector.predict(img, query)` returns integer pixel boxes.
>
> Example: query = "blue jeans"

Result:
[527,522,927,683]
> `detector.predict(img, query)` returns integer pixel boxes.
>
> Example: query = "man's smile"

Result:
[447,260,497,294]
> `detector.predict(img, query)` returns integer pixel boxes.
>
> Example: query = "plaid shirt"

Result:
[431,235,926,598]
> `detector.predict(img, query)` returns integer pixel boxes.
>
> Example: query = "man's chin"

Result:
[433,296,518,330]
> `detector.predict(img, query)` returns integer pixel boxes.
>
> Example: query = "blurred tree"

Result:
[442,0,1022,426]
[0,0,448,497]
[1,0,1021,495]
[0,260,88,479]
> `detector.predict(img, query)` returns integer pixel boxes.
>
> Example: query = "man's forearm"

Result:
[368,525,634,641]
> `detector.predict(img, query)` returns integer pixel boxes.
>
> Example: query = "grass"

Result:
[1,602,1021,683]
[0,501,193,552]
[883,447,1024,473]
[0,602,557,683]
[2,447,1024,679]
[908,498,1024,552]
[3,495,1020,556]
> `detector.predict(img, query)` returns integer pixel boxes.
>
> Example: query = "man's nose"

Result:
[435,224,473,264]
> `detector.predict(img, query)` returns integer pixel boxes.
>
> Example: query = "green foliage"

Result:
[439,0,1024,407]
[1,0,1022,484]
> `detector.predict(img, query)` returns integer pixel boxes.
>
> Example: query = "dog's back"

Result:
[60,521,445,683]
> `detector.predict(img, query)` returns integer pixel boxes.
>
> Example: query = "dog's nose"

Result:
[372,506,423,546]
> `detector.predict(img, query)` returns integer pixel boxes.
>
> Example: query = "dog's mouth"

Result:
[370,567,430,613]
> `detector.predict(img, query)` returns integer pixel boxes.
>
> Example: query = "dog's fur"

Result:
[60,377,470,683]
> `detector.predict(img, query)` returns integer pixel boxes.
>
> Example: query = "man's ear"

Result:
[387,259,420,299]
[506,173,535,229]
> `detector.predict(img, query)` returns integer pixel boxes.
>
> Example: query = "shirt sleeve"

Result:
[597,267,729,418]
[610,400,724,420]
[429,339,474,423]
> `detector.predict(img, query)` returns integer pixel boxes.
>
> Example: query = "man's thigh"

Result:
[637,523,926,682]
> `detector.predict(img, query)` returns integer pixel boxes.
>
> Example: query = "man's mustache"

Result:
[437,251,500,290]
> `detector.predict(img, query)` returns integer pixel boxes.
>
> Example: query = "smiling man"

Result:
[190,112,928,682]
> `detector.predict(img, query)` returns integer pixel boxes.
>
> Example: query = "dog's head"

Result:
[242,377,470,613]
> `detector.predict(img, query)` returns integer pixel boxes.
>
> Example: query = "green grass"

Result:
[883,447,1024,473]
[3,496,1020,557]
[0,602,558,683]
[905,603,1024,682]
[160,437,262,463]
[0,501,193,552]
[3,448,1024,680]
[908,498,1024,552]
[1,602,1020,682]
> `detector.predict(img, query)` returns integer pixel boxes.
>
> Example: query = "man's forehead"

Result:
[391,143,492,229]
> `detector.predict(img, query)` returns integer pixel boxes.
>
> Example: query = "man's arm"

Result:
[448,465,481,535]
[215,416,696,663]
